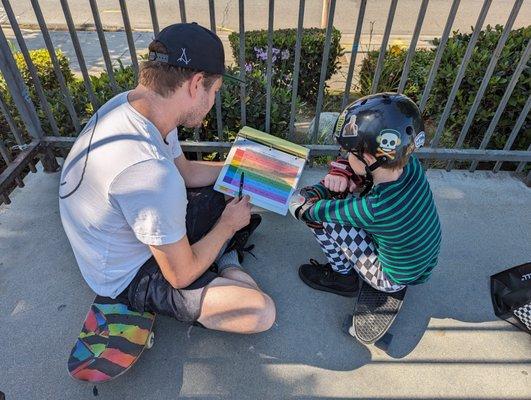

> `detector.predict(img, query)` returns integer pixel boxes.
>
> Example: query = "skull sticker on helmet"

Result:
[376,129,401,159]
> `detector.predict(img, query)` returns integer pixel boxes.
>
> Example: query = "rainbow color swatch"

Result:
[215,131,307,215]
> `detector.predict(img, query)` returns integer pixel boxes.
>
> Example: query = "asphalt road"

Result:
[2,0,530,36]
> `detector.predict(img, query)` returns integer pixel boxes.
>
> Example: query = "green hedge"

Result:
[0,50,293,164]
[228,27,343,103]
[2,25,528,174]
[0,49,72,145]
[201,65,294,141]
[359,25,530,153]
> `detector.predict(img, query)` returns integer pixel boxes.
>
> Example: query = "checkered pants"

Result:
[311,223,405,293]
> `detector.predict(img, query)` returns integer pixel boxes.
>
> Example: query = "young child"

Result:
[289,93,442,297]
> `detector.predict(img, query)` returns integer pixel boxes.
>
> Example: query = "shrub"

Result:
[0,49,79,142]
[198,65,295,142]
[359,25,530,154]
[228,27,343,103]
[13,48,74,91]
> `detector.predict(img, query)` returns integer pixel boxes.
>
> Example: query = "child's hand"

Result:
[323,173,349,193]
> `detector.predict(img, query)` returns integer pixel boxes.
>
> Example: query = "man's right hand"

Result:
[220,195,251,235]
[151,195,251,289]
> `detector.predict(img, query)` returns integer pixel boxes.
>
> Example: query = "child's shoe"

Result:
[298,259,359,297]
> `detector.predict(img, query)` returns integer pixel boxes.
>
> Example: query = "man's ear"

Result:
[188,73,204,99]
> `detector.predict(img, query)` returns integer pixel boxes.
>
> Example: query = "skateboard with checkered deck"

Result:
[344,281,407,351]
[67,296,155,383]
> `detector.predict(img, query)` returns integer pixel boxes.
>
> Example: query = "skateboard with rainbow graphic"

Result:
[67,296,155,382]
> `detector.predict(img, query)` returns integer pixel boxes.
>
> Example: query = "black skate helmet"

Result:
[334,92,425,195]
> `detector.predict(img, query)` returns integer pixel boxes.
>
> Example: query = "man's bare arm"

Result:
[174,155,223,188]
[149,196,251,288]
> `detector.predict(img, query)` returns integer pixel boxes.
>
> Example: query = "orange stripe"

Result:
[100,348,137,368]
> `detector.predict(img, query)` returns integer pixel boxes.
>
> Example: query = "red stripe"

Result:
[84,309,97,332]
[73,367,111,382]
[233,149,298,176]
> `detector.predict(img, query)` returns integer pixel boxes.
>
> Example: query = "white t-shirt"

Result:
[59,92,187,298]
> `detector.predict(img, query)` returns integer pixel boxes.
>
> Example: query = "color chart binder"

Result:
[214,126,310,215]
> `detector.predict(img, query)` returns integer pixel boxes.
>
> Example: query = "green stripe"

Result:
[382,254,438,274]
[373,185,432,228]
[374,194,434,235]
[378,227,440,259]
[311,201,322,220]
[361,198,373,221]
[334,200,345,225]
[377,203,438,240]
[379,238,441,264]
[378,235,439,265]
[379,214,440,249]
[375,157,420,200]
[373,161,424,212]
[353,200,369,227]
[343,200,358,226]
[324,201,332,222]
[384,265,434,284]
[374,177,428,217]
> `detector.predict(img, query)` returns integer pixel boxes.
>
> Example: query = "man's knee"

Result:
[252,293,276,333]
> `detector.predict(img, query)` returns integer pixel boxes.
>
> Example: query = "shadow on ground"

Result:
[0,167,529,399]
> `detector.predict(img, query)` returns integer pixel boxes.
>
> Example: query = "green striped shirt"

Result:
[307,156,441,285]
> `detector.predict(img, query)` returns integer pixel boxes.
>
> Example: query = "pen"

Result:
[238,171,245,200]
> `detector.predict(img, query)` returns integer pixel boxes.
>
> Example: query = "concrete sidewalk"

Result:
[0,166,530,399]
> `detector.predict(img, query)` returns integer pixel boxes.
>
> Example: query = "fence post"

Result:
[0,27,41,140]
[312,0,337,143]
[469,39,531,172]
[265,0,275,134]
[447,0,524,171]
[341,0,367,109]
[430,0,492,148]
[238,0,247,128]
[1,0,60,136]
[419,0,460,112]
[321,0,330,29]
[0,26,59,172]
[371,0,398,94]
[209,0,224,140]
[119,0,139,76]
[397,0,429,94]
[288,0,306,140]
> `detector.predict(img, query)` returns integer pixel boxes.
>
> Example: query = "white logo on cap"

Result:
[178,48,191,65]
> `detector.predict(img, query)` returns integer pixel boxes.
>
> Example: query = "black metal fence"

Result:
[0,0,530,205]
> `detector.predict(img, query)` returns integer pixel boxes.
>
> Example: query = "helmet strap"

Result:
[354,154,387,196]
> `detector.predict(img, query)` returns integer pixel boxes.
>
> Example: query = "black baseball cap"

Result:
[149,22,244,84]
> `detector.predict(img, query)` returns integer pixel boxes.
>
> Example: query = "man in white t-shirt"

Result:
[59,23,275,334]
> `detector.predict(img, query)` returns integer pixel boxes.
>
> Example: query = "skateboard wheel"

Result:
[146,331,155,349]
[342,315,355,338]
[375,332,393,351]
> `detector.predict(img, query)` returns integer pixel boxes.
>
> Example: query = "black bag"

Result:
[490,262,531,334]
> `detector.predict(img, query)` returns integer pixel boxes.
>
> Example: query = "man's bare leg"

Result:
[215,249,259,289]
[197,278,275,334]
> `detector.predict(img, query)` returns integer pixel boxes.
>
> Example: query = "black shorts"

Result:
[117,186,226,322]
